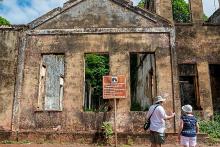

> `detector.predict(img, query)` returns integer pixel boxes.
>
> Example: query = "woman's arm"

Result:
[164,112,175,120]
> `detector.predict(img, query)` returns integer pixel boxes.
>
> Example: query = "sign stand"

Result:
[103,75,126,147]
[114,98,117,147]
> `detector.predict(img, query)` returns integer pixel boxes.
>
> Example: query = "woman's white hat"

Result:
[182,104,193,113]
[154,96,166,104]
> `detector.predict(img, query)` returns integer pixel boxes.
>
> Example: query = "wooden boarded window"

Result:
[178,64,200,110]
[38,54,64,111]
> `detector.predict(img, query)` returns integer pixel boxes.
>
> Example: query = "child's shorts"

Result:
[180,135,197,147]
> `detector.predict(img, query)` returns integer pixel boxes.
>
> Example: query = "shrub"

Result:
[101,121,113,140]
[199,114,220,144]
[101,121,114,145]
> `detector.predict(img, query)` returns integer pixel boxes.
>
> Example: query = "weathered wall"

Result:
[176,25,220,117]
[0,29,20,130]
[190,0,204,23]
[136,54,155,108]
[33,0,169,29]
[18,32,174,133]
[155,0,173,23]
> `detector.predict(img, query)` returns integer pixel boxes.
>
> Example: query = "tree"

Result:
[172,0,191,23]
[137,0,145,8]
[137,0,191,23]
[85,54,109,111]
[0,16,10,26]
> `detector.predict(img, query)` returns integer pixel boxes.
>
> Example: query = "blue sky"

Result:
[0,0,219,24]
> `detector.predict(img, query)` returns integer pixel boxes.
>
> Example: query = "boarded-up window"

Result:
[178,64,200,110]
[38,54,64,111]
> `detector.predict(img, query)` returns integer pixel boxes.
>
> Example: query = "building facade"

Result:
[0,0,219,142]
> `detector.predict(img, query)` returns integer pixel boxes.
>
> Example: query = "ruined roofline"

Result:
[207,8,220,24]
[0,25,28,31]
[28,0,172,29]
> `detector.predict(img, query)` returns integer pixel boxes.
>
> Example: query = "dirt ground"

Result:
[0,143,220,147]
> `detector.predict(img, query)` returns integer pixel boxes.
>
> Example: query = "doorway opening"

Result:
[209,64,220,113]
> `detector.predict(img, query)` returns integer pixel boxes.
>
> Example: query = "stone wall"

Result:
[176,24,220,118]
[0,29,20,130]
[17,32,175,133]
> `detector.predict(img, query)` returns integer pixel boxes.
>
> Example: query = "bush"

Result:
[199,114,220,143]
[101,121,114,145]
[101,121,113,139]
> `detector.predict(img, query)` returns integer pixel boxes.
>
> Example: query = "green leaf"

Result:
[0,16,10,26]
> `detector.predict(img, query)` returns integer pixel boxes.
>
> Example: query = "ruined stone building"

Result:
[0,0,219,143]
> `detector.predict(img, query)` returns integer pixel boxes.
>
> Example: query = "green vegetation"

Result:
[138,0,191,23]
[172,0,191,23]
[137,0,145,8]
[127,136,134,146]
[0,16,10,26]
[131,101,149,111]
[131,101,142,111]
[199,114,220,144]
[1,140,31,144]
[203,14,208,21]
[84,54,109,111]
[101,121,113,144]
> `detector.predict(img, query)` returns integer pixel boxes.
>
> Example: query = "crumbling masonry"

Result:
[0,0,219,143]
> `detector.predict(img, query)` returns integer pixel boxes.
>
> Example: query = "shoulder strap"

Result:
[148,105,159,119]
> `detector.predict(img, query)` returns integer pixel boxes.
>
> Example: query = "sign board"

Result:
[103,75,126,99]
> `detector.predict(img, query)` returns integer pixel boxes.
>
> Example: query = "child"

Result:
[178,104,199,147]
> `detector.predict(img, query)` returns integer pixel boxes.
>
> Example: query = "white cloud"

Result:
[0,0,219,24]
[0,0,67,24]
[202,0,219,17]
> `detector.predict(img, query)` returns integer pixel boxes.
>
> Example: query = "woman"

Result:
[147,96,175,147]
[178,104,199,147]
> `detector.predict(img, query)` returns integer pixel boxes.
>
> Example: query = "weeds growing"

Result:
[199,113,220,144]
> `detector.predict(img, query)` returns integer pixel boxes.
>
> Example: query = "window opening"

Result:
[134,0,155,12]
[209,64,220,113]
[178,64,201,110]
[130,53,156,111]
[38,54,64,111]
[172,0,191,23]
[84,53,110,112]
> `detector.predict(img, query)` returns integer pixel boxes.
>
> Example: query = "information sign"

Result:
[103,75,126,99]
